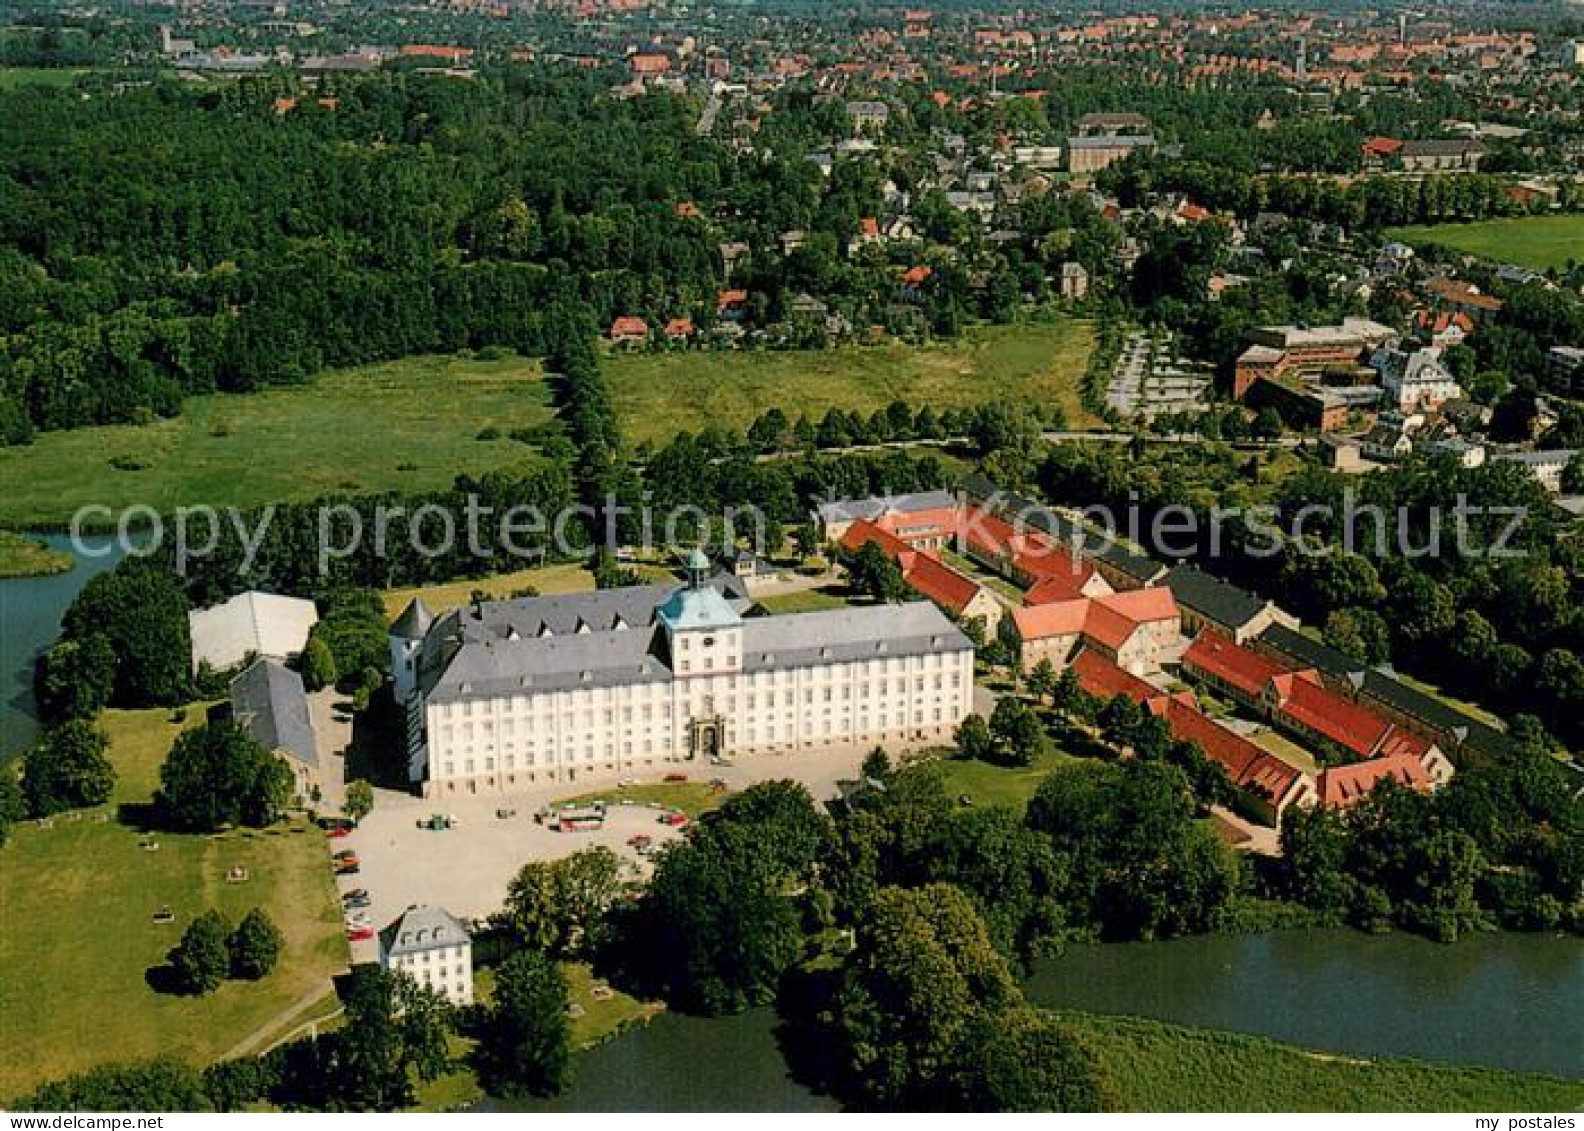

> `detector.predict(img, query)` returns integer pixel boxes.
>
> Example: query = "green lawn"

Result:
[0,354,555,528]
[1388,214,1584,272]
[0,708,348,1102]
[932,746,1075,812]
[0,67,90,89]
[1065,1012,1584,1112]
[381,562,596,620]
[607,320,1098,446]
[0,531,72,577]
[558,780,728,818]
[753,585,855,615]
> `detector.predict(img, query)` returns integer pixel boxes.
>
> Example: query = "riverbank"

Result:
[1065,1012,1584,1112]
[0,531,72,579]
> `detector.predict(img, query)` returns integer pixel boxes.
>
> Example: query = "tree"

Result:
[0,770,23,847]
[829,884,1019,1108]
[60,560,191,706]
[1323,607,1391,665]
[498,846,623,957]
[987,697,1051,767]
[21,719,115,817]
[844,540,907,603]
[343,779,375,826]
[17,1058,211,1113]
[34,635,115,722]
[953,714,994,762]
[171,910,231,995]
[475,949,571,1098]
[1562,451,1584,495]
[1250,406,1284,440]
[957,1008,1119,1112]
[228,908,283,980]
[300,636,337,693]
[1027,761,1240,940]
[324,967,454,1110]
[1026,658,1058,704]
[157,720,293,832]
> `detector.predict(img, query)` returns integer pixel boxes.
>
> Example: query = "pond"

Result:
[0,533,127,759]
[490,929,1582,1112]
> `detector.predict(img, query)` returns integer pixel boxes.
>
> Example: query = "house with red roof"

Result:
[1182,629,1298,706]
[608,316,649,345]
[663,317,695,341]
[1012,587,1180,676]
[1315,755,1432,808]
[1151,697,1317,825]
[840,520,1003,636]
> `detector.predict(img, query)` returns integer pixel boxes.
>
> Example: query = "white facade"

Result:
[380,905,473,1007]
[398,563,975,798]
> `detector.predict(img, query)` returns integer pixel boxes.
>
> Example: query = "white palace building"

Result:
[391,551,976,797]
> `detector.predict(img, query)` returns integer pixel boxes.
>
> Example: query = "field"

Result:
[0,355,556,529]
[1388,214,1584,272]
[0,708,347,1102]
[752,584,856,615]
[0,67,90,89]
[1066,1012,1584,1112]
[381,562,596,620]
[558,781,727,818]
[0,530,72,577]
[606,320,1098,446]
[932,747,1076,811]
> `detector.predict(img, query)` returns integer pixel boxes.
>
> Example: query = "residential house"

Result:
[380,905,474,1006]
[609,316,649,345]
[1164,565,1296,644]
[228,658,321,802]
[1010,587,1180,676]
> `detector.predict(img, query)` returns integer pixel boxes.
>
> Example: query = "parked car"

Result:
[335,863,361,876]
[326,826,352,839]
[663,772,689,783]
[347,925,374,942]
[659,812,689,828]
[344,896,371,909]
[342,888,369,902]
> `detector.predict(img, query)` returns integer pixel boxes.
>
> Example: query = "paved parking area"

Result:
[332,744,878,961]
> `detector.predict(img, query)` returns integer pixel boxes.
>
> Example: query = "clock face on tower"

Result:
[703,636,716,647]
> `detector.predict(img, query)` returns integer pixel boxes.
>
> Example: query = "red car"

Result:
[659,812,688,828]
[326,826,352,839]
[347,925,374,942]
[333,850,358,862]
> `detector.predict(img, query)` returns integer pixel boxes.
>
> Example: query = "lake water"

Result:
[492,930,1582,1112]
[0,533,127,759]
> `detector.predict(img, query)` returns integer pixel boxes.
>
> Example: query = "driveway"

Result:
[333,743,877,962]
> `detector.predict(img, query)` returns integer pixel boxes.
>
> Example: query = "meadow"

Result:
[1067,1012,1584,1111]
[605,320,1098,445]
[0,355,556,529]
[1388,214,1584,272]
[0,708,347,1102]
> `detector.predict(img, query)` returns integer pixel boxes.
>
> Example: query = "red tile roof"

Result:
[1316,755,1432,808]
[1156,699,1310,808]
[1013,588,1177,650]
[840,520,983,616]
[609,316,648,340]
[1277,676,1390,758]
[1182,630,1291,700]
[1013,598,1090,640]
[1071,650,1168,705]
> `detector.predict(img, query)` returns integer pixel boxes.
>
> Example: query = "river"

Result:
[0,533,127,759]
[490,930,1582,1112]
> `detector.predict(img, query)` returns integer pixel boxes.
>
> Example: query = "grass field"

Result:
[753,584,855,615]
[0,67,90,89]
[0,530,72,577]
[607,320,1098,445]
[932,747,1076,811]
[1066,1012,1584,1112]
[558,781,727,818]
[381,562,596,620]
[1388,214,1584,272]
[0,355,555,529]
[0,708,347,1102]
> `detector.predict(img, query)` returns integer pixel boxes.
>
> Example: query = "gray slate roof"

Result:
[816,490,956,527]
[229,658,317,768]
[392,596,435,640]
[381,904,470,959]
[420,595,970,704]
[1164,564,1271,631]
